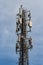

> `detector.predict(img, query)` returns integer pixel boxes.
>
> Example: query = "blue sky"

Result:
[0,0,43,65]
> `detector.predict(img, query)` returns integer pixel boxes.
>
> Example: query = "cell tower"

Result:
[16,5,33,65]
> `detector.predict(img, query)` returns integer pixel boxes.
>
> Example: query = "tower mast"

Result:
[16,5,33,65]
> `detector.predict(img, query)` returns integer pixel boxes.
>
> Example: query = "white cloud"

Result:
[0,0,43,58]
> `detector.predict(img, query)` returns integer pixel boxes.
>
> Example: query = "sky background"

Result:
[0,0,43,65]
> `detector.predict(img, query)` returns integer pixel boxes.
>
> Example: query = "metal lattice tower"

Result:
[16,5,33,65]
